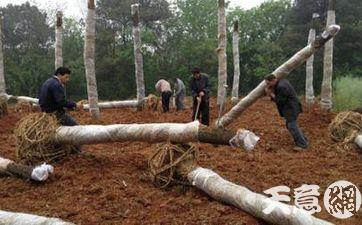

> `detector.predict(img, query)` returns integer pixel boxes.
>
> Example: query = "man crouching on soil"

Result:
[264,74,308,151]
[38,67,82,126]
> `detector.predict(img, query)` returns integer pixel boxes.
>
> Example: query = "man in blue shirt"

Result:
[38,67,80,126]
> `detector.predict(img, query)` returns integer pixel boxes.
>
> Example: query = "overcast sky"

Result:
[0,0,267,19]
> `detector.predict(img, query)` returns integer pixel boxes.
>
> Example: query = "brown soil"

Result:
[0,97,361,225]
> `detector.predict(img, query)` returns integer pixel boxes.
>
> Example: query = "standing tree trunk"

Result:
[305,13,319,108]
[217,25,340,128]
[320,0,336,110]
[231,18,240,104]
[217,0,227,106]
[55,11,63,69]
[0,16,5,94]
[84,0,100,120]
[132,4,145,104]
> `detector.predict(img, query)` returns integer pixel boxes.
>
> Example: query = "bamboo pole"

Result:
[84,0,100,120]
[132,4,146,103]
[320,0,336,110]
[187,167,333,225]
[217,0,227,106]
[231,17,240,104]
[55,11,63,69]
[0,16,5,94]
[305,13,319,108]
[0,210,74,225]
[216,25,340,128]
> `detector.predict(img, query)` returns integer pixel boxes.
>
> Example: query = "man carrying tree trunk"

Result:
[190,67,210,126]
[264,74,308,151]
[155,79,172,113]
[38,67,81,126]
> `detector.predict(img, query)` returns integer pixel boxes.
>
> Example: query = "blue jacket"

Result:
[38,76,76,113]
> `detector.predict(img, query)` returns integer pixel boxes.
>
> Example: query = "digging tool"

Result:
[194,97,201,121]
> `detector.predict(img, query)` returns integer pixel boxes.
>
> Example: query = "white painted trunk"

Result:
[55,121,200,145]
[0,16,5,94]
[14,96,39,105]
[132,4,145,102]
[188,167,333,225]
[305,13,319,107]
[0,210,74,225]
[82,100,139,110]
[84,0,100,120]
[217,0,227,105]
[231,19,240,103]
[217,25,340,128]
[55,11,63,69]
[320,10,335,110]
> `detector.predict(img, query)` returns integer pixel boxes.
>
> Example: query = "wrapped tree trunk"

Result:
[305,13,319,108]
[320,0,336,110]
[84,0,100,120]
[0,210,74,225]
[0,157,53,181]
[83,100,140,110]
[0,16,5,94]
[132,4,145,104]
[216,25,340,128]
[54,121,242,146]
[355,135,362,148]
[188,167,333,225]
[231,18,240,104]
[217,0,227,106]
[55,11,63,69]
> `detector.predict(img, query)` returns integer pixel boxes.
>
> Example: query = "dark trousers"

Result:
[55,111,78,126]
[161,91,172,113]
[175,90,185,111]
[192,97,209,126]
[286,120,308,148]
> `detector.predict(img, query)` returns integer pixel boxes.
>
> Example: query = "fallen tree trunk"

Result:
[0,210,74,225]
[216,25,340,128]
[355,135,362,149]
[82,100,140,110]
[1,94,39,105]
[53,121,254,147]
[0,157,53,181]
[188,167,333,225]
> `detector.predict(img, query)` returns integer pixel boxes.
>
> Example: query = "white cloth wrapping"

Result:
[83,100,139,110]
[229,129,260,151]
[355,135,362,148]
[55,121,200,145]
[0,210,74,225]
[188,167,334,225]
[31,163,54,181]
[0,157,12,169]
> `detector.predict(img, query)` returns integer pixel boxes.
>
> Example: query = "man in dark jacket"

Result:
[38,67,80,126]
[264,74,308,150]
[189,67,209,126]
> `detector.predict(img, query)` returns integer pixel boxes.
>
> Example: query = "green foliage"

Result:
[333,75,362,112]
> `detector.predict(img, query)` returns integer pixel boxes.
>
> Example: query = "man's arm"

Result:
[51,84,76,110]
[201,75,209,95]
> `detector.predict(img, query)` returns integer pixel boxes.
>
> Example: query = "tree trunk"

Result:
[217,25,340,128]
[320,0,336,110]
[0,210,74,225]
[231,18,240,104]
[217,0,227,106]
[355,135,362,148]
[305,13,319,108]
[54,121,238,146]
[0,157,53,181]
[187,167,333,225]
[82,100,140,110]
[132,4,145,104]
[0,16,5,94]
[55,11,63,69]
[84,0,100,120]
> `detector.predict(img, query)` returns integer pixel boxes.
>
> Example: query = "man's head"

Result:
[264,74,278,87]
[192,67,201,79]
[54,67,71,84]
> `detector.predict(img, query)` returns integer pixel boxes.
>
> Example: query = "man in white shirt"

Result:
[155,79,172,112]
